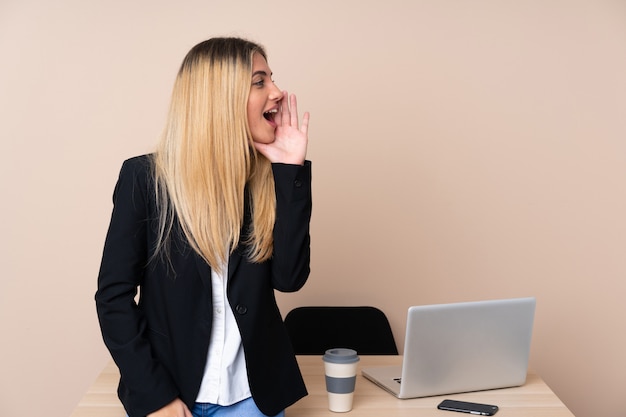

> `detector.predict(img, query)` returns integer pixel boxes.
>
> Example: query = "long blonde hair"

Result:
[153,37,275,272]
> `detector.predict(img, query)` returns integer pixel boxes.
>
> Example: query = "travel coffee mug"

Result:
[322,348,360,412]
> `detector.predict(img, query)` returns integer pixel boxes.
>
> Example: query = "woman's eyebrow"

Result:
[252,70,272,77]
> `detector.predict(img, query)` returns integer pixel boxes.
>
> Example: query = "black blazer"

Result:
[95,155,311,417]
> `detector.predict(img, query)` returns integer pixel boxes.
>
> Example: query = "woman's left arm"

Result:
[254,91,312,291]
[270,161,312,292]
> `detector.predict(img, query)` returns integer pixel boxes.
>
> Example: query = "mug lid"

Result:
[323,348,360,364]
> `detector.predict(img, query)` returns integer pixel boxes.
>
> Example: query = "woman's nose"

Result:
[270,84,283,101]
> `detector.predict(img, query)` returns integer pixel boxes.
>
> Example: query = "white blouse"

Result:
[195,265,251,405]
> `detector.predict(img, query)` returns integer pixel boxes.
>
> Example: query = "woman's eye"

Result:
[253,80,264,87]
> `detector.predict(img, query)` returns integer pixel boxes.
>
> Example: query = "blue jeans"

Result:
[191,397,284,417]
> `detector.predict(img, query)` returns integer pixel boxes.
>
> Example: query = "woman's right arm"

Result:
[95,157,180,417]
[147,398,192,417]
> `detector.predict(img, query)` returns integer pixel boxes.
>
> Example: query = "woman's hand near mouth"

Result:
[253,91,309,165]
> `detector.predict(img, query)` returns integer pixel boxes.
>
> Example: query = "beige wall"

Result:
[1,1,625,416]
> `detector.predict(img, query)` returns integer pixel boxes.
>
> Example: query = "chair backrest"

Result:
[284,306,398,355]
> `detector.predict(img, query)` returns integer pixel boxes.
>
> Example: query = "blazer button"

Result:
[235,304,248,315]
[294,179,302,188]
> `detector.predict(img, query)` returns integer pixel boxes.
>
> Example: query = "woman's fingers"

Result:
[300,111,310,136]
[281,90,290,126]
[279,91,302,129]
[289,93,299,128]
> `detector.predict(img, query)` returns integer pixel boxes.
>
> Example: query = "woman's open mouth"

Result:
[263,108,278,124]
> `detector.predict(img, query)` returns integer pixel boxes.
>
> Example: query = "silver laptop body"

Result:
[362,297,536,399]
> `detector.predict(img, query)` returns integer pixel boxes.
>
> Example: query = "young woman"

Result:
[95,37,311,417]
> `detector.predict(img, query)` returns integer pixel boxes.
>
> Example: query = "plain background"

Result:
[1,1,625,416]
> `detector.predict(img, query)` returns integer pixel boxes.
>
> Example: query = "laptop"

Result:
[361,297,536,399]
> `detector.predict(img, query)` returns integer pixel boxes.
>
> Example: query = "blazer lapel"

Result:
[228,247,243,281]
[195,188,249,285]
[194,252,212,291]
[229,188,250,281]
[193,244,243,288]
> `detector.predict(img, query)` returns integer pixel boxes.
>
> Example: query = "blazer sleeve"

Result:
[270,160,312,292]
[95,157,179,417]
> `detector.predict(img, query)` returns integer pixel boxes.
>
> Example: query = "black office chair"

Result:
[283,306,398,355]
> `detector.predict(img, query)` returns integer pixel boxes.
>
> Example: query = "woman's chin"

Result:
[253,136,276,145]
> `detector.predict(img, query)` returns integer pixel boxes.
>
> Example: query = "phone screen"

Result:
[437,399,499,416]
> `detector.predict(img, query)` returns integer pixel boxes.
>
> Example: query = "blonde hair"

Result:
[153,37,275,273]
